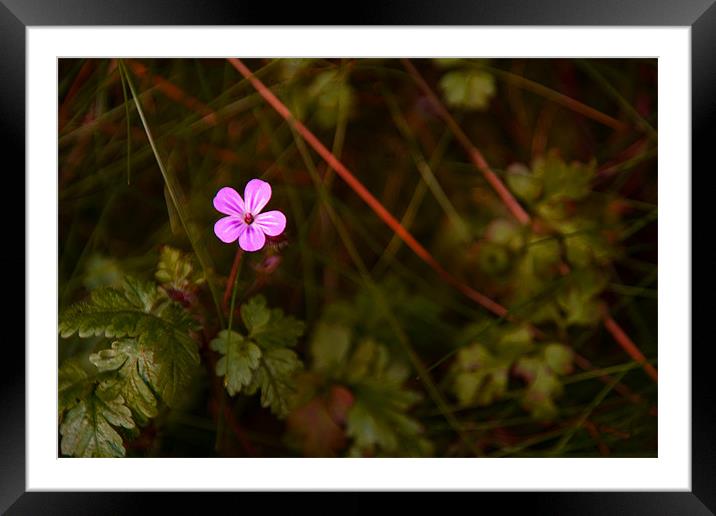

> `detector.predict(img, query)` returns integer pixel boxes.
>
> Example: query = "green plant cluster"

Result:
[58,58,657,458]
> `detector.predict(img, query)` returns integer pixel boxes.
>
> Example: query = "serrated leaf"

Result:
[211,330,261,396]
[58,359,94,421]
[155,245,204,290]
[90,339,158,424]
[59,276,201,406]
[346,380,430,457]
[60,386,135,457]
[439,70,496,110]
[241,295,271,333]
[247,347,302,417]
[243,296,304,349]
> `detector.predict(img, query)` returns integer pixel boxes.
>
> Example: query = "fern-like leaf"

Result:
[59,384,135,458]
[59,277,200,406]
[90,339,158,424]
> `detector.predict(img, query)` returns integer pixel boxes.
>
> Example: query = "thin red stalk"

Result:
[603,313,658,381]
[404,59,656,384]
[231,58,655,390]
[401,59,531,225]
[223,247,243,311]
[585,420,610,456]
[228,58,509,318]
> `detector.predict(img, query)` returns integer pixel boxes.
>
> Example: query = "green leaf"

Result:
[346,380,430,457]
[533,151,596,201]
[211,330,262,396]
[246,347,303,417]
[241,295,271,332]
[439,70,496,110]
[60,385,135,457]
[451,343,509,406]
[58,359,94,421]
[514,354,567,421]
[544,343,574,375]
[498,326,533,359]
[59,277,201,406]
[155,245,204,290]
[244,296,305,349]
[310,322,351,373]
[506,163,542,203]
[90,339,158,424]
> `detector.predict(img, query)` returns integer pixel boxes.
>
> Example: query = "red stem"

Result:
[223,247,243,312]
[228,58,509,318]
[603,313,658,381]
[401,59,531,225]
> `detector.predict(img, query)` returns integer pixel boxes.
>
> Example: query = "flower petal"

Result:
[213,187,245,216]
[214,216,245,243]
[243,178,272,215]
[239,225,266,252]
[253,210,286,237]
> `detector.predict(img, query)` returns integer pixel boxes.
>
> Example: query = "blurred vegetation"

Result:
[58,58,657,458]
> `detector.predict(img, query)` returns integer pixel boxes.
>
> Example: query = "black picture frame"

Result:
[2,0,707,513]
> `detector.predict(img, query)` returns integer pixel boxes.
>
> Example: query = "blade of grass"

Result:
[117,64,132,185]
[382,88,470,242]
[576,60,657,141]
[228,57,509,319]
[291,125,482,456]
[401,59,531,225]
[119,59,225,327]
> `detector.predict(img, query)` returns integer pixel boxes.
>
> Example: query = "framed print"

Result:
[2,0,709,512]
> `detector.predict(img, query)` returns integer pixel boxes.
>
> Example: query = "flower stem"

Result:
[215,249,244,452]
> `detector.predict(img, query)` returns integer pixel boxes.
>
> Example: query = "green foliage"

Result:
[439,69,496,110]
[323,278,454,354]
[59,250,204,457]
[450,324,574,421]
[245,346,303,417]
[212,295,305,417]
[59,383,135,458]
[58,58,657,458]
[300,321,432,457]
[58,358,94,422]
[211,330,261,396]
[90,339,158,425]
[514,343,574,420]
[60,276,200,406]
[155,245,204,292]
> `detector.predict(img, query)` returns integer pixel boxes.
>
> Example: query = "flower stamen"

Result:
[244,212,254,225]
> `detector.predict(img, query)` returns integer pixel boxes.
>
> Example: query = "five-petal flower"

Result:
[213,179,286,252]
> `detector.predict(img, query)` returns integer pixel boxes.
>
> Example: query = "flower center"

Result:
[243,212,254,225]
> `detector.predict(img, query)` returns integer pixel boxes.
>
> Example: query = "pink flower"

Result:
[213,179,286,252]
